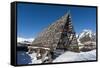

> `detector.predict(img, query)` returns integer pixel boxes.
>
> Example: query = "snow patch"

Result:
[53,49,96,62]
[28,52,42,64]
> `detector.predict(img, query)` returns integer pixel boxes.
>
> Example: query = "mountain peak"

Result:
[77,29,96,44]
[79,29,95,39]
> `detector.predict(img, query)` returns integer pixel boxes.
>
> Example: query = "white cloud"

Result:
[17,37,34,43]
[83,29,92,32]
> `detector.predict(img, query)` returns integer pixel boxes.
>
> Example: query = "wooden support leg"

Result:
[28,48,30,53]
[28,48,32,54]
[36,49,40,59]
[41,50,48,63]
[48,52,52,63]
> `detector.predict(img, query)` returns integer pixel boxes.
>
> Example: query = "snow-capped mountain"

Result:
[78,29,95,39]
[17,37,34,44]
[77,29,96,44]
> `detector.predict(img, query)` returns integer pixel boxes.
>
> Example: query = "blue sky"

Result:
[17,3,96,38]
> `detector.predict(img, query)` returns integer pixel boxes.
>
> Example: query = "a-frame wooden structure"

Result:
[28,12,79,63]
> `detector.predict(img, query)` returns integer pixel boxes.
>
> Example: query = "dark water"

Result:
[17,51,32,65]
[17,49,65,64]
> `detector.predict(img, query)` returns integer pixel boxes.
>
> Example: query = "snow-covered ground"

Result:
[53,49,96,62]
[27,49,96,64]
[28,52,42,64]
